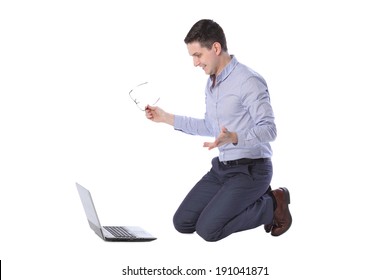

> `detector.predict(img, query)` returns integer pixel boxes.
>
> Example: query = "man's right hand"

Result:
[145,105,174,126]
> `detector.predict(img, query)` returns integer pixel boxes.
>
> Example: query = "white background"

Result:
[1,0,389,279]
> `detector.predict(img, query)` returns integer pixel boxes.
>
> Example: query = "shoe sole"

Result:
[280,187,290,204]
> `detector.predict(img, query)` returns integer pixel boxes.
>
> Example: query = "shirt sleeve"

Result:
[234,76,277,148]
[173,114,213,137]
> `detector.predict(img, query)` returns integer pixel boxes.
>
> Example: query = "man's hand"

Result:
[203,127,238,150]
[145,105,174,126]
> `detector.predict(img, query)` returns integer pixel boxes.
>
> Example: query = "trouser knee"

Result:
[196,221,221,242]
[173,211,195,234]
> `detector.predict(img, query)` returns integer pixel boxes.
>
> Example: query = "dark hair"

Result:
[184,19,228,52]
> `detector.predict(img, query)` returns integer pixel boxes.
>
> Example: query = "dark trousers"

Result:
[173,157,274,241]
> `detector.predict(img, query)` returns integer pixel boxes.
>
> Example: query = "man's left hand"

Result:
[203,127,238,150]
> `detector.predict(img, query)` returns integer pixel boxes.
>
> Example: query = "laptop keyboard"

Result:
[103,226,136,238]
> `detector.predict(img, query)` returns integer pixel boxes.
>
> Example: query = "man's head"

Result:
[184,19,230,76]
[184,19,228,52]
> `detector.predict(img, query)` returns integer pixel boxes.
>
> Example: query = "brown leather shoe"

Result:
[270,187,292,236]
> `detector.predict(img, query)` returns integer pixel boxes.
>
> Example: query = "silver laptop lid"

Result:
[76,182,105,239]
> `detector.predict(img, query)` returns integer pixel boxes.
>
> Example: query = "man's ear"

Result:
[213,42,222,55]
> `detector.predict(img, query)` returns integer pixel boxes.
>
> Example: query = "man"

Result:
[145,19,292,241]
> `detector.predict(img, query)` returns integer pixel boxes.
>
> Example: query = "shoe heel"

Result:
[281,187,290,204]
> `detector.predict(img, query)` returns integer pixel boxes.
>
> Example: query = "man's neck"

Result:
[216,52,232,76]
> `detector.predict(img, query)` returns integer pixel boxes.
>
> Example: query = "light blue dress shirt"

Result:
[174,56,276,161]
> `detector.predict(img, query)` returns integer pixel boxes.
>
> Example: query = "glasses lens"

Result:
[130,82,159,110]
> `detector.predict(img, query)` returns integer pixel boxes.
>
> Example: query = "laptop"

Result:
[76,182,157,242]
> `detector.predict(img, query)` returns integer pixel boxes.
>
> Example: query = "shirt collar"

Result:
[209,55,238,87]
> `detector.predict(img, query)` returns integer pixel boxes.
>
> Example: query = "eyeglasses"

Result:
[129,81,160,111]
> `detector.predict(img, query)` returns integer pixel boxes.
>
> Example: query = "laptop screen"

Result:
[76,183,104,237]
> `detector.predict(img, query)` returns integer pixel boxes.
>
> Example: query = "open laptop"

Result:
[76,182,156,242]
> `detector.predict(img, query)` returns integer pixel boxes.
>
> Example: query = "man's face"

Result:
[187,41,219,76]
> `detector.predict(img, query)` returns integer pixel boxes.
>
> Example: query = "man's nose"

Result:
[193,57,200,67]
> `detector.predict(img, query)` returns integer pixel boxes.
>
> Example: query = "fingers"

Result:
[203,127,235,150]
[145,104,157,111]
[203,141,216,150]
[145,105,157,119]
[204,138,221,150]
[145,105,167,123]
